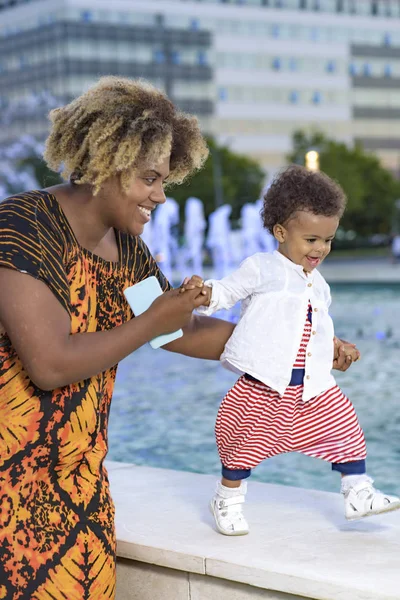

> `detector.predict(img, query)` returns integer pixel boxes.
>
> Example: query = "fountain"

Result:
[152,196,180,282]
[206,204,233,279]
[182,196,206,276]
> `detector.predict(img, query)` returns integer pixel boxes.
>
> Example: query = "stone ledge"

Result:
[107,461,400,600]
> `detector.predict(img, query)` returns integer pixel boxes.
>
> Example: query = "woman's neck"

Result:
[45,183,119,260]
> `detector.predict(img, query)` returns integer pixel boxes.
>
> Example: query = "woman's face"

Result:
[103,155,170,236]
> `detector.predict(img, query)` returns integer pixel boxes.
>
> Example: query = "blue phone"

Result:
[124,276,183,349]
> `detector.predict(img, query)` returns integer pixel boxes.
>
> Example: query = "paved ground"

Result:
[109,461,400,600]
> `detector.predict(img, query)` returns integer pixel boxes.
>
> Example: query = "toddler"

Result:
[185,165,400,535]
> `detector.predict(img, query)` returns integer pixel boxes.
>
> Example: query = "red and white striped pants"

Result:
[216,304,366,471]
[216,376,367,471]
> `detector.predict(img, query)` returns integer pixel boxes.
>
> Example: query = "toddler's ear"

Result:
[273,224,285,243]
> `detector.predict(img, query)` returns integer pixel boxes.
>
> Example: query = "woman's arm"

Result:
[163,314,235,360]
[0,267,205,390]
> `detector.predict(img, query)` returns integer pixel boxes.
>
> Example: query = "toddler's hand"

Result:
[333,336,360,371]
[180,275,212,306]
[342,344,360,363]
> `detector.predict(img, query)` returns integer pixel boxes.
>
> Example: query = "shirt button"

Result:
[307,283,312,287]
[312,330,316,335]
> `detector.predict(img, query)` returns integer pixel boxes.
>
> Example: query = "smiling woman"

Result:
[0,76,234,600]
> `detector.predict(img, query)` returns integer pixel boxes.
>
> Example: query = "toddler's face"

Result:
[274,211,339,273]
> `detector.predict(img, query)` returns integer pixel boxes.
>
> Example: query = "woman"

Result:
[0,76,354,599]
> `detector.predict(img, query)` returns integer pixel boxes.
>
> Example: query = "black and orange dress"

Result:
[0,191,169,600]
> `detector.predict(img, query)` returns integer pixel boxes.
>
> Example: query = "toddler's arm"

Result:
[182,255,261,316]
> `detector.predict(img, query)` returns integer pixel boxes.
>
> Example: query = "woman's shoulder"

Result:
[0,190,60,227]
[0,190,70,248]
[1,189,52,210]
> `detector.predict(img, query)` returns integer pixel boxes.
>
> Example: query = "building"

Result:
[1,0,400,175]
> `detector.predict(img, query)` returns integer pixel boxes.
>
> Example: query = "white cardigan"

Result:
[198,251,336,402]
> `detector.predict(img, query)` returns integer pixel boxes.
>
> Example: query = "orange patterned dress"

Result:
[0,191,169,599]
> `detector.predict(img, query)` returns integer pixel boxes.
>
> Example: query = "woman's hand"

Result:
[180,275,212,307]
[147,286,207,335]
[333,337,360,372]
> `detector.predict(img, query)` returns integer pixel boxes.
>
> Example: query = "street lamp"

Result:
[305,149,320,172]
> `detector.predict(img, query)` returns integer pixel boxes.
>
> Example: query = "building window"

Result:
[363,63,371,76]
[336,0,343,11]
[272,57,281,70]
[80,11,93,22]
[313,0,321,10]
[326,60,336,73]
[289,58,297,71]
[219,87,228,100]
[190,18,199,31]
[349,63,357,75]
[384,32,391,47]
[384,64,392,77]
[371,1,378,15]
[154,50,165,64]
[197,51,207,66]
[299,0,307,8]
[289,90,299,103]
[272,24,280,38]
[310,27,319,41]
[312,91,321,104]
[171,51,181,65]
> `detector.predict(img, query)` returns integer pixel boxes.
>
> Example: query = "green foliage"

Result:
[19,156,62,188]
[169,137,265,222]
[288,130,400,235]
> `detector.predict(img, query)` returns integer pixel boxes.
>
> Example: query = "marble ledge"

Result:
[106,460,400,600]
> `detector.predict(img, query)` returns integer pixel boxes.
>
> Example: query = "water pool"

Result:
[108,284,400,494]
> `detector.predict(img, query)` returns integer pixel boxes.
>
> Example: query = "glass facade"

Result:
[1,0,400,169]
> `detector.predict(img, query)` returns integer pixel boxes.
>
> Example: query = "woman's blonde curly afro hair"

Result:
[44,76,209,194]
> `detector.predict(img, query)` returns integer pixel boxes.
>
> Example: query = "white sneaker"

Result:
[210,481,249,536]
[342,476,400,521]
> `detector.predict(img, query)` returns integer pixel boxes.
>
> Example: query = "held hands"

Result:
[179,275,212,307]
[333,337,361,372]
[147,284,208,336]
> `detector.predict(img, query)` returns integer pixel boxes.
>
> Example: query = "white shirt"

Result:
[198,251,336,402]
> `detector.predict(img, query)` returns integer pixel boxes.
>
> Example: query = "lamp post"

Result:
[212,146,224,209]
[305,149,320,172]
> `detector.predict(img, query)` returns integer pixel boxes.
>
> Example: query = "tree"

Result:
[288,130,400,235]
[0,93,62,200]
[169,137,266,222]
[0,136,61,200]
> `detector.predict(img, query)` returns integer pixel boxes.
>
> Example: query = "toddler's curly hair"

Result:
[261,165,347,233]
[44,76,209,194]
